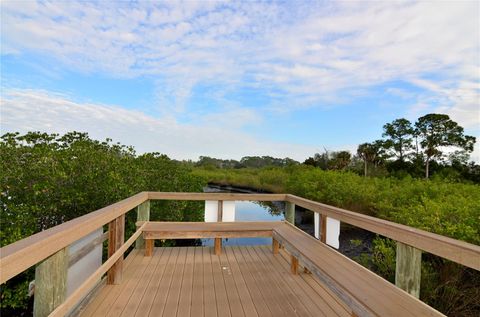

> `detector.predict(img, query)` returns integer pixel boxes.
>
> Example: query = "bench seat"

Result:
[273,222,443,317]
[141,221,282,256]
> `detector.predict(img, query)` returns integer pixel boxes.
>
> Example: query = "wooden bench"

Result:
[141,221,281,256]
[272,222,444,317]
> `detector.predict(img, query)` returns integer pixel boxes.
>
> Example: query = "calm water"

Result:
[202,187,284,246]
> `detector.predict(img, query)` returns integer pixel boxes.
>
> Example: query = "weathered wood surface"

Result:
[286,194,480,270]
[33,248,68,317]
[80,246,351,317]
[217,200,224,222]
[68,232,108,267]
[396,242,422,298]
[320,214,327,243]
[285,201,295,224]
[273,222,444,317]
[135,200,150,249]
[107,215,125,285]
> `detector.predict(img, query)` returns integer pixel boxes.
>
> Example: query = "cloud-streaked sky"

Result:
[1,1,479,161]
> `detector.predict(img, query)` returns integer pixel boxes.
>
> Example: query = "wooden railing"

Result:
[0,192,479,317]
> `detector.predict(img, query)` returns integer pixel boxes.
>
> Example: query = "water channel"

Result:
[202,184,374,260]
[202,185,284,246]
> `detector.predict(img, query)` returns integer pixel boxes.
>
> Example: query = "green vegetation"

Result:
[0,132,206,313]
[190,114,479,316]
[193,166,480,315]
[193,166,480,244]
[1,113,478,316]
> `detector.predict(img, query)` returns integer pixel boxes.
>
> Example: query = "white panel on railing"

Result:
[326,217,340,249]
[314,213,320,239]
[222,201,236,222]
[204,200,218,222]
[67,228,102,296]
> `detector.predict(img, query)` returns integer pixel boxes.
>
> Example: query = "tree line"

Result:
[304,113,477,182]
[193,155,299,169]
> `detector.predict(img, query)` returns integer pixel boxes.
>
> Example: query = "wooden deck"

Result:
[79,246,351,317]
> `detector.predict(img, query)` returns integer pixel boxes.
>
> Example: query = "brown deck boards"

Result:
[80,246,351,317]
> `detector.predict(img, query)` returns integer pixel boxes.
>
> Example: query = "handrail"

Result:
[286,194,480,270]
[0,192,148,283]
[146,191,287,201]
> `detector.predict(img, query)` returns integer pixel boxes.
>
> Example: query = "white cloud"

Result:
[0,88,318,161]
[1,1,479,161]
[1,1,478,117]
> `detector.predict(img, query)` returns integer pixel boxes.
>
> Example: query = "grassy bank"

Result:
[194,165,480,244]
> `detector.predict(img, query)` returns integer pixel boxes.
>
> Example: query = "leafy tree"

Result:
[329,151,352,170]
[382,118,414,162]
[0,131,206,313]
[357,141,388,177]
[303,157,316,166]
[414,114,476,178]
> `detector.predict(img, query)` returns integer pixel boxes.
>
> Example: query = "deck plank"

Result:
[219,246,245,317]
[176,247,195,317]
[162,247,187,316]
[210,245,232,317]
[147,247,180,316]
[133,247,173,316]
[203,247,218,317]
[230,246,272,317]
[249,246,311,317]
[191,247,205,317]
[238,246,295,317]
[120,248,165,317]
[81,246,363,317]
[224,247,258,317]
[106,248,156,317]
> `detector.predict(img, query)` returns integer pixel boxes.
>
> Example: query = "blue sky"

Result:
[1,1,479,161]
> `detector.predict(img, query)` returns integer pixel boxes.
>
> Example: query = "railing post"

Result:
[320,214,327,243]
[314,212,328,243]
[135,200,150,249]
[33,248,68,317]
[395,242,422,298]
[214,200,223,254]
[107,214,125,285]
[217,200,223,221]
[285,201,295,224]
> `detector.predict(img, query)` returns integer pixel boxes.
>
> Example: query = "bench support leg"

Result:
[214,238,222,255]
[272,239,279,254]
[145,239,153,256]
[291,255,299,275]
